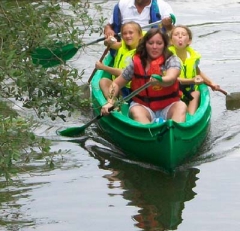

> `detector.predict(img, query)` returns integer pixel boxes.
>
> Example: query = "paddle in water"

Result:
[226,92,240,110]
[205,82,240,110]
[57,80,153,137]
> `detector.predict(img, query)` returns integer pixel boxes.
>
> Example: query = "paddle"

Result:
[205,82,240,110]
[205,82,227,95]
[31,20,163,68]
[76,46,111,100]
[31,38,105,68]
[57,81,152,137]
[88,46,110,83]
[226,92,240,110]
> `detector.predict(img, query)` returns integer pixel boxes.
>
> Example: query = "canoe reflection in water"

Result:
[86,144,200,230]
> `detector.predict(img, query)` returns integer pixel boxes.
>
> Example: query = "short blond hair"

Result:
[170,25,193,40]
[121,21,142,36]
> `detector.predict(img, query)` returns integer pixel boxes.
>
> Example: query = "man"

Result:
[104,0,175,37]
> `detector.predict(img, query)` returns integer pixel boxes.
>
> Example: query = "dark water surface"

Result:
[1,0,240,230]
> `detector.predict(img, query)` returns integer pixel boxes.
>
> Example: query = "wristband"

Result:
[170,14,176,25]
[151,74,163,82]
[110,37,117,44]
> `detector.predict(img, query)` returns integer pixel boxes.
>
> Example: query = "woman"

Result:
[96,21,143,98]
[169,25,220,115]
[101,28,187,124]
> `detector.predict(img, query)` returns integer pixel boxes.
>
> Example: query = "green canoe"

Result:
[91,54,211,173]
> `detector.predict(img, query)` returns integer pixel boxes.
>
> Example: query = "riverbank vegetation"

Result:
[0,0,105,180]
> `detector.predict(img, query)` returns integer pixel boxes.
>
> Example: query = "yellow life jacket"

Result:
[168,46,201,92]
[112,41,136,88]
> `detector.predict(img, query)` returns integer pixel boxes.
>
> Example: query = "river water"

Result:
[1,0,240,230]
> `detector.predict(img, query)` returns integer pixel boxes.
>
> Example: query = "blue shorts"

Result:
[121,87,131,98]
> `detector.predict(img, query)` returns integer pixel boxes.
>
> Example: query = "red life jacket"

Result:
[131,55,180,111]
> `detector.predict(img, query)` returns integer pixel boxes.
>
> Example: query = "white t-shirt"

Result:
[108,0,174,27]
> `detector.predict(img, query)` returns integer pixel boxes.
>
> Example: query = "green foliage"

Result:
[0,0,106,121]
[0,0,107,181]
[0,109,52,181]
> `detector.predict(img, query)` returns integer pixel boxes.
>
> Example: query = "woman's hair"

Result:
[135,28,172,68]
[169,25,193,40]
[120,21,142,36]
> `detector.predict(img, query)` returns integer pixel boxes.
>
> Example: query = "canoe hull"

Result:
[91,55,211,172]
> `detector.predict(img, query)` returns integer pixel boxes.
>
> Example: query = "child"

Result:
[169,25,221,115]
[95,21,143,98]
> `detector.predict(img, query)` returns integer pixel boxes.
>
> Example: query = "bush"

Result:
[0,0,106,180]
[0,0,105,120]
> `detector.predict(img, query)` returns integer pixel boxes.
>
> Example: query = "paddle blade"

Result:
[57,114,103,137]
[31,43,80,68]
[226,92,240,110]
[56,125,87,137]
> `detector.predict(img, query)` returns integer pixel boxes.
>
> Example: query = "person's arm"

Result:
[104,23,115,37]
[101,75,128,116]
[197,67,220,90]
[104,2,120,37]
[95,61,123,77]
[178,77,195,85]
[178,75,204,85]
[161,17,173,32]
[158,0,175,31]
[101,61,134,115]
[153,55,180,86]
[154,68,180,87]
[196,67,212,83]
[104,36,121,50]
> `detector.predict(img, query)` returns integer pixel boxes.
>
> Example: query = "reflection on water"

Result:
[0,180,45,229]
[85,143,200,230]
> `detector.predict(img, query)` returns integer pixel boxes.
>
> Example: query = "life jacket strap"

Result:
[179,84,194,101]
[135,91,179,103]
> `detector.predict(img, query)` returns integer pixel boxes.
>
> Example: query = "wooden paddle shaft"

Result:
[206,82,227,95]
[88,46,110,83]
